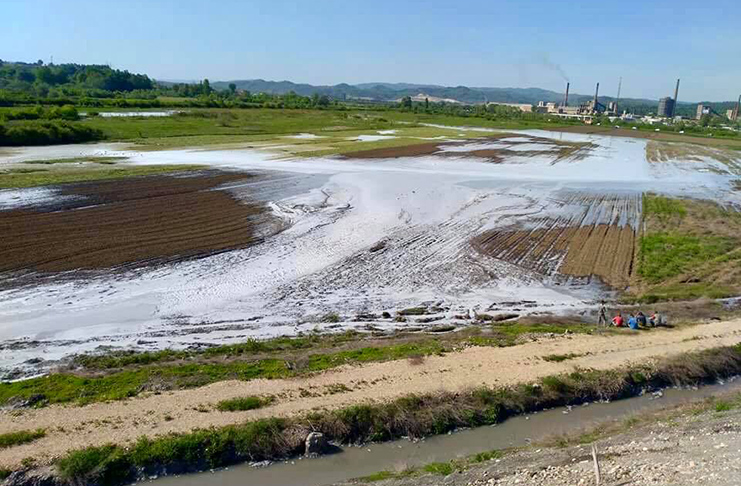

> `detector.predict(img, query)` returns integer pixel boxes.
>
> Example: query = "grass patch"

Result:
[0,429,45,449]
[1,324,591,408]
[643,194,687,220]
[638,233,735,283]
[470,449,504,463]
[715,400,733,412]
[216,396,273,412]
[423,461,455,475]
[0,164,206,188]
[542,353,584,363]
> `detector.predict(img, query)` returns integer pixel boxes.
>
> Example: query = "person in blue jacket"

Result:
[628,313,639,330]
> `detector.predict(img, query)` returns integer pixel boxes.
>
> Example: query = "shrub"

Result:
[0,120,103,146]
[216,396,273,412]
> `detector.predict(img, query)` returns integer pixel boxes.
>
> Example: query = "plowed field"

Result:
[0,171,269,274]
[472,193,641,288]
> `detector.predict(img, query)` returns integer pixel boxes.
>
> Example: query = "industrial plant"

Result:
[534,77,739,128]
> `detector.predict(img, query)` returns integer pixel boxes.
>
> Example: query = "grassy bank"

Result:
[632,194,741,302]
[47,344,741,486]
[0,163,206,188]
[0,322,590,407]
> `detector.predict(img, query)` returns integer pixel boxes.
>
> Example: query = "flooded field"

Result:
[2,128,741,377]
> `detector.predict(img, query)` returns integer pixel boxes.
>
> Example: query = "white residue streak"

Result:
[2,128,740,373]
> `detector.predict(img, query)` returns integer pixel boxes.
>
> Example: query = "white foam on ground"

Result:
[285,133,324,139]
[348,135,397,142]
[2,128,740,372]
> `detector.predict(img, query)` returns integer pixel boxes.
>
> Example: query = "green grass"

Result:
[0,164,206,188]
[715,400,733,412]
[643,194,687,220]
[0,323,593,408]
[216,396,273,412]
[423,461,455,475]
[542,353,584,363]
[638,232,736,283]
[82,108,395,146]
[0,429,45,449]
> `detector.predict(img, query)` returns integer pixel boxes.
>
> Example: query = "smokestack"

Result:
[563,82,570,107]
[673,78,680,117]
[734,94,740,121]
[594,82,599,110]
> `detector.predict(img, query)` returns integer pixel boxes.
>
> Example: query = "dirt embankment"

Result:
[0,171,271,277]
[2,319,741,468]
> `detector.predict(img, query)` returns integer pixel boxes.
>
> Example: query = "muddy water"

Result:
[153,380,741,486]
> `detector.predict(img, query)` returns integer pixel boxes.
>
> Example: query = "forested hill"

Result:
[212,79,662,108]
[211,79,577,105]
[0,60,154,97]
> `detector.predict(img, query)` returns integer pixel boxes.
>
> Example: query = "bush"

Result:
[216,396,273,412]
[0,120,103,146]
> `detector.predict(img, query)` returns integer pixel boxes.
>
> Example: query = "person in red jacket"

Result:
[612,313,625,327]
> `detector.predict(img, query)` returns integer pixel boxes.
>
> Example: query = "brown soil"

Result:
[472,194,640,288]
[340,142,443,159]
[0,171,269,275]
[2,319,741,468]
[342,137,594,163]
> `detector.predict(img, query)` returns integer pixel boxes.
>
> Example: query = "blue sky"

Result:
[3,0,740,101]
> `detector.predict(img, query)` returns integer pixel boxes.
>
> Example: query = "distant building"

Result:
[696,104,711,120]
[486,102,533,113]
[728,109,738,121]
[657,97,675,118]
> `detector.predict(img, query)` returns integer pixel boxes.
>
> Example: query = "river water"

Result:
[152,379,741,486]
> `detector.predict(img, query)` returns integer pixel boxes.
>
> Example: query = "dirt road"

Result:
[2,319,741,467]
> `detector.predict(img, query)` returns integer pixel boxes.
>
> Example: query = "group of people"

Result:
[597,303,667,330]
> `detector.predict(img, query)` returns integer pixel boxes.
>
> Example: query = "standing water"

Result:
[152,380,741,486]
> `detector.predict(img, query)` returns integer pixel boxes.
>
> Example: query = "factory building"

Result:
[696,104,711,120]
[729,96,741,121]
[657,79,680,118]
[657,97,675,118]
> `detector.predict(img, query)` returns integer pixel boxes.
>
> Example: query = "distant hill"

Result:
[212,79,665,107]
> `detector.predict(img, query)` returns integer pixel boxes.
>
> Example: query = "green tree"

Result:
[228,83,236,94]
[400,96,412,109]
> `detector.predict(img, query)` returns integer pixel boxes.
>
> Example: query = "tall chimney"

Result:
[673,78,680,117]
[593,82,599,111]
[734,94,740,121]
[563,82,570,107]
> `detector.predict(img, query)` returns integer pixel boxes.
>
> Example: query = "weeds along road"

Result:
[2,319,741,467]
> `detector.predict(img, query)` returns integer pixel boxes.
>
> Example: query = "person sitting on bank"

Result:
[628,313,639,330]
[636,311,648,327]
[650,311,667,327]
[612,313,624,327]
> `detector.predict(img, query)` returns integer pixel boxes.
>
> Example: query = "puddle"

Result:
[152,379,741,486]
